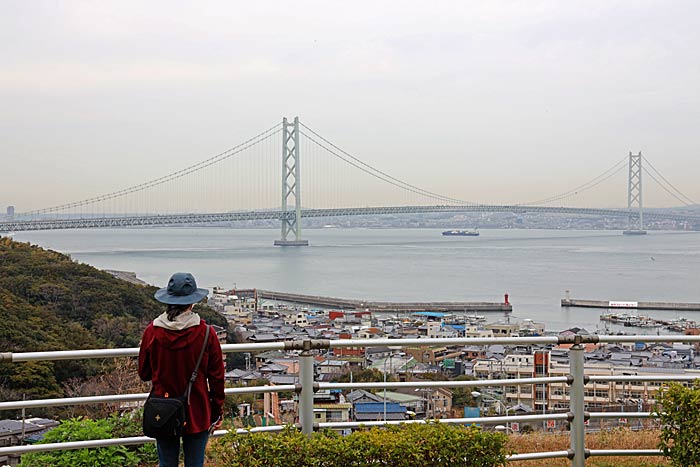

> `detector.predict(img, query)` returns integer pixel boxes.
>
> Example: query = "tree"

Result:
[4,361,61,400]
[450,375,478,409]
[62,358,148,418]
[332,368,395,383]
[0,238,225,404]
[657,382,700,466]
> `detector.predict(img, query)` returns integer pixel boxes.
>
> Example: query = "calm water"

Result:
[12,228,700,333]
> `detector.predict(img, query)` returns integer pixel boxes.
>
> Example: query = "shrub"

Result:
[18,414,157,467]
[656,382,700,467]
[211,422,508,467]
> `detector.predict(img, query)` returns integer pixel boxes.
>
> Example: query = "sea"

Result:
[12,228,700,334]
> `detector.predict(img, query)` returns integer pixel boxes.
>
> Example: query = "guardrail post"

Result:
[299,346,315,435]
[569,338,586,467]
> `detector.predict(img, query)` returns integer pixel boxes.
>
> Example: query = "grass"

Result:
[507,428,668,467]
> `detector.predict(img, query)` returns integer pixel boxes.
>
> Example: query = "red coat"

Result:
[138,320,225,435]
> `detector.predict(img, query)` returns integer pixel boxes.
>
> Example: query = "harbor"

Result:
[213,287,700,338]
[599,313,698,332]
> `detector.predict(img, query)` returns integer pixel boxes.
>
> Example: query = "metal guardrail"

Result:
[2,334,700,465]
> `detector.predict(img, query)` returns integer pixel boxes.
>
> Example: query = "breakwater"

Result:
[253,289,512,313]
[561,298,700,312]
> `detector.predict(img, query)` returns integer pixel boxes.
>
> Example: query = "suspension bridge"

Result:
[2,117,698,245]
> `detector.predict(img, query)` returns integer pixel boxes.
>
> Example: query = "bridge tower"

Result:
[623,151,646,235]
[274,117,309,246]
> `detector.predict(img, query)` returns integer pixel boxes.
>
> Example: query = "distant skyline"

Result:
[2,1,699,212]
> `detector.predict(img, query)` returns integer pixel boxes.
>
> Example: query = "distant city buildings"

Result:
[4,206,14,219]
[192,208,700,231]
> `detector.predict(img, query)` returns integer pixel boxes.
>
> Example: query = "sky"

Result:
[1,0,699,211]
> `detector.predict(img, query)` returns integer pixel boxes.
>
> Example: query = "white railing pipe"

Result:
[569,341,586,467]
[589,375,700,382]
[589,449,662,457]
[320,376,569,390]
[299,348,315,435]
[507,451,572,461]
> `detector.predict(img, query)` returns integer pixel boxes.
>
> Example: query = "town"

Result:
[210,287,700,433]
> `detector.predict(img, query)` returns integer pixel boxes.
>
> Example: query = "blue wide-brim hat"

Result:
[154,272,209,305]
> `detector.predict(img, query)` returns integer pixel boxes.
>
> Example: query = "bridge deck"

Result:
[2,204,699,232]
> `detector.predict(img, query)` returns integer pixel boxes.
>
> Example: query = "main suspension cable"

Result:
[642,157,696,206]
[301,131,474,206]
[22,123,281,215]
[300,122,478,206]
[522,156,628,206]
[643,167,695,206]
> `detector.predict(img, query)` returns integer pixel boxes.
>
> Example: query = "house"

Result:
[485,322,520,337]
[267,374,298,385]
[463,345,486,361]
[314,403,352,426]
[317,359,350,378]
[365,346,393,362]
[347,389,384,405]
[0,418,59,467]
[283,312,309,327]
[332,331,365,358]
[211,324,228,343]
[225,368,262,383]
[354,402,407,421]
[417,321,442,338]
[259,363,289,375]
[248,333,280,343]
[559,327,591,337]
[403,346,461,365]
[463,326,494,338]
[508,403,534,415]
[268,357,300,375]
[369,355,415,375]
[383,390,424,415]
[255,350,287,368]
[356,328,385,340]
[425,387,452,418]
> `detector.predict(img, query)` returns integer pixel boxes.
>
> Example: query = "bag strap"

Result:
[184,324,210,404]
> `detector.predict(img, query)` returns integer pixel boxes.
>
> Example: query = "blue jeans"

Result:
[156,430,209,467]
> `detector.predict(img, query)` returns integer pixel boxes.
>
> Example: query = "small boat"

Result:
[442,229,479,237]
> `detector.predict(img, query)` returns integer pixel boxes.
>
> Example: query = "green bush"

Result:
[656,382,700,467]
[18,415,157,467]
[211,423,508,467]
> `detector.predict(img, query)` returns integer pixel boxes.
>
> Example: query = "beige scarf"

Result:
[153,310,201,330]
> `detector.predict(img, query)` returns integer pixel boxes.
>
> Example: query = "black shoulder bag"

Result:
[143,325,210,438]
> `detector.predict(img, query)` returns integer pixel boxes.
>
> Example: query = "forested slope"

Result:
[0,236,226,401]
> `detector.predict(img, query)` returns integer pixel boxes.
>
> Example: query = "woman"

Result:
[139,272,225,467]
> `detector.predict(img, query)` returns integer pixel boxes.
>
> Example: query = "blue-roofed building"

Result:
[412,311,447,320]
[354,402,407,421]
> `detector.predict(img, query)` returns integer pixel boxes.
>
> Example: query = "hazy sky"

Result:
[2,0,699,211]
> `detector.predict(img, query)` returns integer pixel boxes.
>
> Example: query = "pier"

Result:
[561,298,700,312]
[235,289,512,313]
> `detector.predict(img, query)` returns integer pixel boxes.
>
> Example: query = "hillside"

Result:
[0,236,226,401]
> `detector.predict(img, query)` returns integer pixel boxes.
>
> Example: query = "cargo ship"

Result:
[442,229,479,236]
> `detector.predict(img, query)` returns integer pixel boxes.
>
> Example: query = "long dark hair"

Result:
[166,304,191,321]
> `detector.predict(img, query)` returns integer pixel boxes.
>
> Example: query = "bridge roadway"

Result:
[1,204,699,231]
